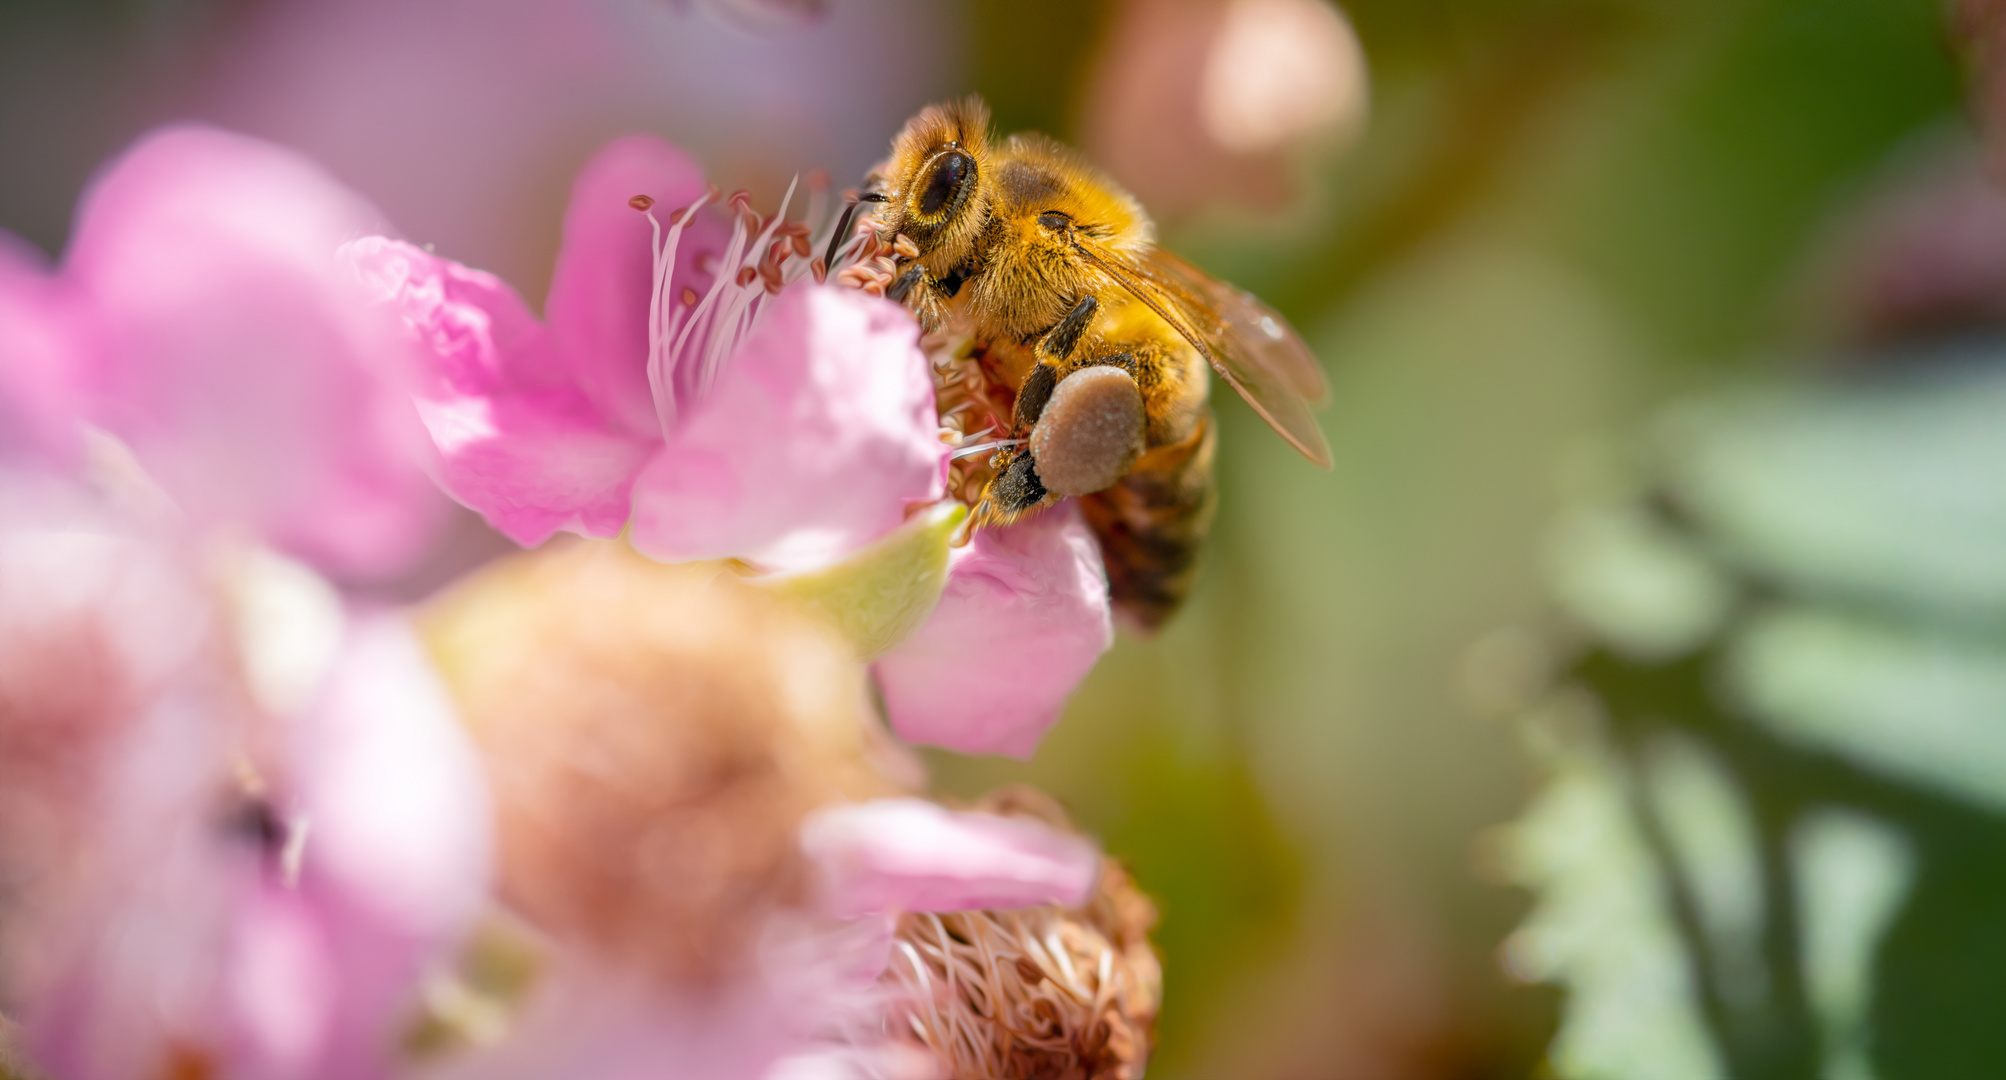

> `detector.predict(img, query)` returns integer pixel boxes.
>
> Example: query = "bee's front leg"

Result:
[884,261,955,332]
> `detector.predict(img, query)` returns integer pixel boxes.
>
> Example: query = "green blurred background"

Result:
[0,0,1989,1075]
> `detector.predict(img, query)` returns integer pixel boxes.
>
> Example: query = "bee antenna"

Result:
[822,191,890,273]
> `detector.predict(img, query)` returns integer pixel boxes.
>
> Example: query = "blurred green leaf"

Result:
[1729,606,2006,814]
[1663,357,2006,622]
[1506,721,1727,1080]
[1519,361,2006,1078]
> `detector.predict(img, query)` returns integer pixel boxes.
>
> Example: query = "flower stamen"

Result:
[628,173,888,439]
[950,439,1026,461]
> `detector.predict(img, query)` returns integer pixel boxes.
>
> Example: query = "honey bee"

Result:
[841,97,1332,630]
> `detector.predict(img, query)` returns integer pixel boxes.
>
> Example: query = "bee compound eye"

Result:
[1028,365,1146,497]
[918,149,974,219]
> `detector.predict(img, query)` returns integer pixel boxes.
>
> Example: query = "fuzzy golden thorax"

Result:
[960,134,1154,341]
[870,96,995,279]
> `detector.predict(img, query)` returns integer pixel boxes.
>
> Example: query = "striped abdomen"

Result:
[1077,413,1216,632]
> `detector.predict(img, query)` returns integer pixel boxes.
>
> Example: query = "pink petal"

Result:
[295,615,491,940]
[800,798,1101,918]
[628,284,949,572]
[874,505,1114,758]
[348,237,656,546]
[544,134,710,439]
[278,615,493,1080]
[61,125,446,578]
[0,236,88,467]
[19,685,257,1080]
[226,888,337,1072]
[8,539,488,1080]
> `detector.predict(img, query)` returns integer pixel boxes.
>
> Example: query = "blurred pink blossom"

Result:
[1,497,491,1080]
[875,505,1116,759]
[0,125,448,579]
[0,123,489,1078]
[1083,0,1368,219]
[0,239,84,466]
[353,135,949,573]
[25,624,490,1080]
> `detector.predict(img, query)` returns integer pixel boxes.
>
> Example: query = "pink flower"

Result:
[875,505,1116,759]
[0,125,447,579]
[351,135,948,573]
[0,239,84,467]
[1,496,491,1080]
[1082,0,1368,220]
[0,123,489,1078]
[23,624,491,1080]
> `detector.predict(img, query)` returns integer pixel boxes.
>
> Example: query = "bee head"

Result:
[874,96,993,272]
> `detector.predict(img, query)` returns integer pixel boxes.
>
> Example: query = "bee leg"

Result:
[1015,362,1059,428]
[1039,294,1099,364]
[989,449,1048,513]
[1017,294,1100,428]
[885,263,951,330]
[886,263,928,302]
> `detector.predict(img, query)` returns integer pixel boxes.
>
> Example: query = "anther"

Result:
[681,287,698,307]
[810,258,828,283]
[629,194,656,212]
[790,234,812,258]
[893,234,920,260]
[736,266,758,287]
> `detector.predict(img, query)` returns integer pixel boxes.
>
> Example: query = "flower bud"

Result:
[884,787,1161,1080]
[420,540,908,983]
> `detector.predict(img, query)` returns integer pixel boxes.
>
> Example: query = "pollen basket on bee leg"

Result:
[1028,366,1146,497]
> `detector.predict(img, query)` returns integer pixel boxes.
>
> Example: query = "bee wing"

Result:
[1082,242,1332,468]
[1141,248,1330,404]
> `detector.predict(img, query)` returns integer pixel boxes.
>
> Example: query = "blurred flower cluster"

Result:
[0,109,1154,1079]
